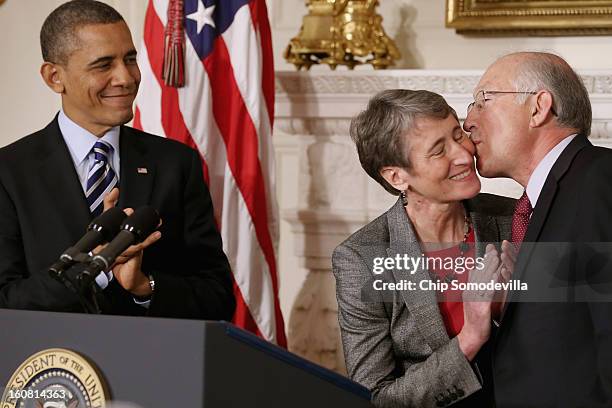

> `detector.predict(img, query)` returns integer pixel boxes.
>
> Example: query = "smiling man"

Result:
[0,0,235,320]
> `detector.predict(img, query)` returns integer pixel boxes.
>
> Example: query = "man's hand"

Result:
[99,188,163,297]
[493,239,518,308]
[500,239,517,282]
[111,220,161,297]
[90,187,121,254]
[103,187,120,210]
[457,244,500,360]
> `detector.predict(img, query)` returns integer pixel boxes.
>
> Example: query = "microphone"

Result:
[49,207,127,276]
[80,206,160,283]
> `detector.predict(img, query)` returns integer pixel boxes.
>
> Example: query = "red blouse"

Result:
[423,229,475,338]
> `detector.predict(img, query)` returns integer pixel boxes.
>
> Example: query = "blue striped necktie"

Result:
[86,141,118,217]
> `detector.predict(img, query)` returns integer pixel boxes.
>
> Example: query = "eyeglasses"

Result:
[467,90,548,115]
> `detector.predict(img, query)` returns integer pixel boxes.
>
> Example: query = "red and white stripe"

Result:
[135,0,286,346]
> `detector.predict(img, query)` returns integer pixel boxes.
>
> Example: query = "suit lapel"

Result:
[117,127,156,210]
[499,135,591,323]
[38,118,91,236]
[524,135,590,244]
[386,198,449,350]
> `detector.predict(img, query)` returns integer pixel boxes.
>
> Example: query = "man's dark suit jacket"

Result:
[0,117,235,320]
[494,135,612,407]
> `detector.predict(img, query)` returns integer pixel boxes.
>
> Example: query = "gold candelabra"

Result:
[284,0,400,70]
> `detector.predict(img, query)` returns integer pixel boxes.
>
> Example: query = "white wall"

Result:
[1,0,65,142]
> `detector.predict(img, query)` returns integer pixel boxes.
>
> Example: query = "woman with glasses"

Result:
[332,89,515,407]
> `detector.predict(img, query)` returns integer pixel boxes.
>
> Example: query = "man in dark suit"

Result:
[0,0,235,320]
[463,52,612,407]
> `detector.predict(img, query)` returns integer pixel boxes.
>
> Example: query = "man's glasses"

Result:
[466,90,556,116]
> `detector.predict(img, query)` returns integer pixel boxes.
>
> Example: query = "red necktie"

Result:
[511,191,533,244]
[494,191,533,321]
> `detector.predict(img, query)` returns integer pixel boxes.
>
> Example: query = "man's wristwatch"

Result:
[148,275,155,293]
[133,275,155,302]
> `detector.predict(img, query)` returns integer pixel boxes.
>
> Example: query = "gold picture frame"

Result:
[446,0,612,36]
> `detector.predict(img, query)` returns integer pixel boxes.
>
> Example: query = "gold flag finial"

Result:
[284,0,400,70]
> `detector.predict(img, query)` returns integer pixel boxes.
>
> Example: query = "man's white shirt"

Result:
[525,134,577,211]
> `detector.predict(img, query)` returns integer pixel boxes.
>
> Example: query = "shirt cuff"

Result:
[133,297,151,308]
[95,270,113,290]
[95,268,150,308]
[133,274,154,308]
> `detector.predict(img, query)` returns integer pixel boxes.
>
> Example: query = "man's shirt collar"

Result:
[526,134,577,207]
[58,109,120,165]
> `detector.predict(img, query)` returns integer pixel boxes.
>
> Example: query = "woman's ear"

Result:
[380,166,410,192]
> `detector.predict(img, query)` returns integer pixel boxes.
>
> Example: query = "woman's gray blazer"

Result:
[332,193,514,408]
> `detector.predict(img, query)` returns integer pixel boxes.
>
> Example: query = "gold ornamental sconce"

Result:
[284,0,400,70]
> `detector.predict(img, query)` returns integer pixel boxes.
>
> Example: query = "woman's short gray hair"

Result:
[349,89,458,195]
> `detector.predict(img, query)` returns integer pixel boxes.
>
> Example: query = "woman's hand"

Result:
[457,244,501,360]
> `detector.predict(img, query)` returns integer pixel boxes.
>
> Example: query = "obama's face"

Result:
[46,21,140,136]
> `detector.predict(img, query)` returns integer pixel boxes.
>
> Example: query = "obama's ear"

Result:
[40,62,65,94]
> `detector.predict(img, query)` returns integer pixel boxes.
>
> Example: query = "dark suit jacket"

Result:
[332,193,514,408]
[494,135,612,407]
[0,117,235,320]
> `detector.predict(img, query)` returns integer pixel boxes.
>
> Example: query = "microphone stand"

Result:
[47,206,129,315]
[49,252,102,315]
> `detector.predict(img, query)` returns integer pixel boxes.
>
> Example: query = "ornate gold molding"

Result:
[446,0,612,36]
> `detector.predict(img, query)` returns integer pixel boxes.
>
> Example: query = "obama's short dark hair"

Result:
[40,0,124,64]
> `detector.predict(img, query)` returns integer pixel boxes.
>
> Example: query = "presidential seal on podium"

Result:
[1,348,109,408]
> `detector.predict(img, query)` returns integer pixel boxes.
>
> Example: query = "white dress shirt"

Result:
[57,109,121,192]
[525,134,577,209]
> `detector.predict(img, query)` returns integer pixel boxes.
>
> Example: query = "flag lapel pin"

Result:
[137,167,148,174]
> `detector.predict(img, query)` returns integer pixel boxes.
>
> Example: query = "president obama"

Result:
[0,0,235,320]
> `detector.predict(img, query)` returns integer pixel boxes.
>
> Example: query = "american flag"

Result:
[134,0,286,346]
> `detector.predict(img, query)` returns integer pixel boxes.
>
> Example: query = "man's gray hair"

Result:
[512,52,591,136]
[41,0,125,64]
[350,89,458,195]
